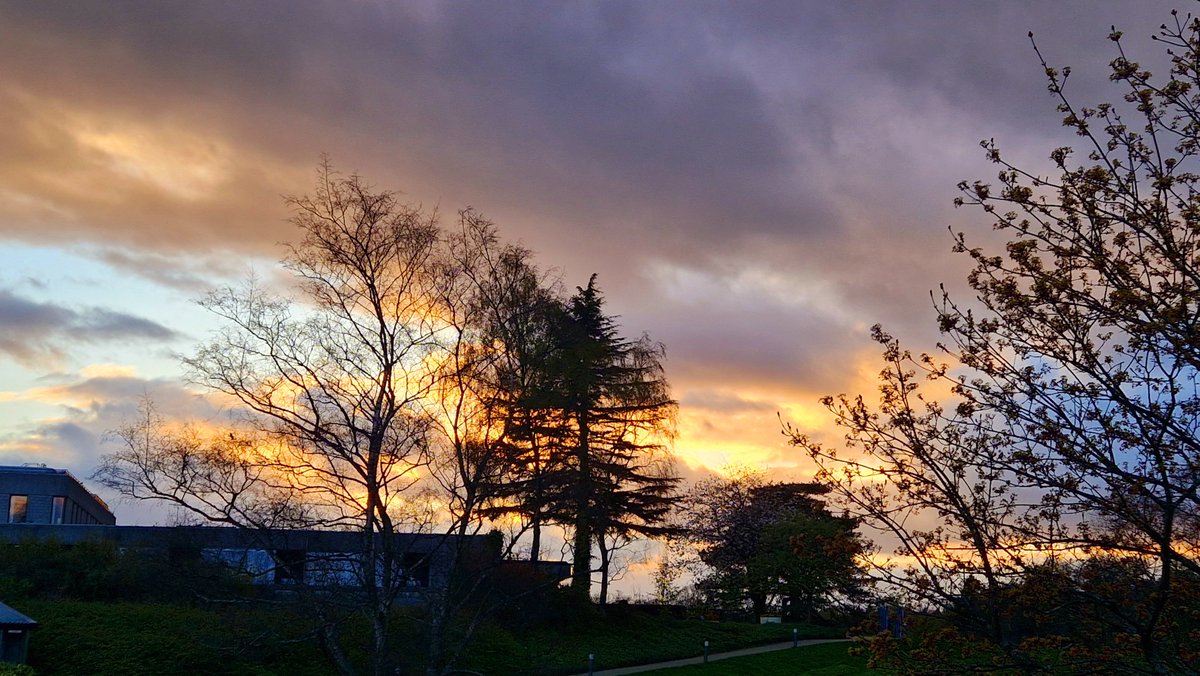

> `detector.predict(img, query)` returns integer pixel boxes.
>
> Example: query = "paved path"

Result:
[568,638,851,675]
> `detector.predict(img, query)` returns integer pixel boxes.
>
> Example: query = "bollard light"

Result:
[793,627,798,648]
[703,640,710,664]
[587,653,594,676]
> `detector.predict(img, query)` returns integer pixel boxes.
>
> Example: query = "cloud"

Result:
[614,259,872,398]
[0,288,181,366]
[0,366,229,523]
[3,370,212,417]
[91,247,249,293]
[0,3,821,260]
[679,390,775,415]
[0,0,1186,496]
[0,1,1178,316]
[0,86,304,255]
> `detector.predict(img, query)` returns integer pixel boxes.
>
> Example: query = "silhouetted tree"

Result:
[590,447,679,604]
[476,276,679,599]
[555,276,678,600]
[473,286,574,564]
[793,329,1029,654]
[96,162,557,676]
[676,470,867,619]
[426,209,559,542]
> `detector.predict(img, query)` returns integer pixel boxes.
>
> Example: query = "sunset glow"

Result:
[0,1,1177,528]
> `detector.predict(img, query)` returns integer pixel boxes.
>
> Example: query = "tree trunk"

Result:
[364,447,386,676]
[425,592,446,676]
[751,592,766,619]
[597,534,610,605]
[571,410,592,599]
[318,619,357,676]
[530,435,542,563]
[530,516,541,563]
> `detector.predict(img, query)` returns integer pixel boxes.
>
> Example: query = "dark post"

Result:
[703,640,709,663]
[792,627,798,648]
[587,653,594,676]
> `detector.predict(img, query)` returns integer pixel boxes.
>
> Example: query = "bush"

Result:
[0,539,249,603]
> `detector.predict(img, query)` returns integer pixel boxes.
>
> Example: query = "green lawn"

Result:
[641,641,870,675]
[461,607,847,675]
[20,599,333,676]
[13,597,851,675]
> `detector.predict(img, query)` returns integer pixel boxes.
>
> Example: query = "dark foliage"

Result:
[676,472,868,620]
[0,538,248,603]
[484,275,678,600]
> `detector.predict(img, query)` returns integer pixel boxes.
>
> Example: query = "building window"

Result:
[8,496,27,524]
[402,552,430,587]
[51,497,65,525]
[273,549,307,585]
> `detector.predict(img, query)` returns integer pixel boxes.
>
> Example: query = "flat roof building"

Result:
[0,523,490,591]
[0,466,503,593]
[0,466,115,526]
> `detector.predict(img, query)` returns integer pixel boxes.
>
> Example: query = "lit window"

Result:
[51,497,65,525]
[8,496,27,524]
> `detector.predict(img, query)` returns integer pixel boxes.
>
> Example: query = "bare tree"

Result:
[426,209,559,540]
[790,329,1030,655]
[97,162,507,676]
[98,400,312,530]
[95,161,682,670]
[417,209,568,671]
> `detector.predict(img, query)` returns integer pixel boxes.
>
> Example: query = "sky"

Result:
[0,0,1183,542]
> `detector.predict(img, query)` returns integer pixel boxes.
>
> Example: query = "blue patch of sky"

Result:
[0,243,256,420]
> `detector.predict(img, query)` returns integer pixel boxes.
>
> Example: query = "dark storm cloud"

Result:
[0,289,180,366]
[0,0,1187,411]
[0,1,1174,258]
[660,305,862,397]
[421,4,823,233]
[606,264,867,396]
[0,1,829,255]
[716,0,1171,127]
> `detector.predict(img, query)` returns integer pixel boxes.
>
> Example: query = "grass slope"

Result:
[20,599,331,676]
[14,597,849,675]
[462,607,846,675]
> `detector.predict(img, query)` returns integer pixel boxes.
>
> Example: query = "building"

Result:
[0,466,115,526]
[0,523,490,591]
[0,602,36,664]
[0,466,496,592]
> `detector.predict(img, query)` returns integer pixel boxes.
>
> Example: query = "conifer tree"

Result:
[556,276,678,599]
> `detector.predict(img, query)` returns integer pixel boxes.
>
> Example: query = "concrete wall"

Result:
[0,523,495,592]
